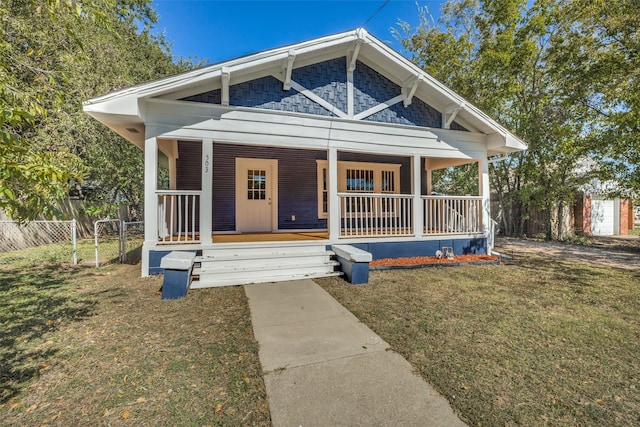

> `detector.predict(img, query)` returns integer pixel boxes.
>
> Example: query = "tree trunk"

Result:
[557,200,565,241]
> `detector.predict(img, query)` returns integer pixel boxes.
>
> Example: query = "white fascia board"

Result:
[83,92,141,117]
[486,132,527,153]
[504,133,528,151]
[84,67,223,108]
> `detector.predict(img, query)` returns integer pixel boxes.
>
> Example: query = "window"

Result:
[381,170,395,193]
[316,160,401,218]
[247,169,266,200]
[346,168,374,192]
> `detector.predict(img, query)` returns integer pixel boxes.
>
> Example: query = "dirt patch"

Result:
[495,237,640,272]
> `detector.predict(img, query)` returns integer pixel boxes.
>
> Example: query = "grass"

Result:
[0,237,144,269]
[317,256,640,426]
[0,255,270,425]
[3,241,639,426]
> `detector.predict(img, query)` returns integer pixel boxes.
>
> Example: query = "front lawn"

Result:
[0,258,270,426]
[318,257,640,426]
[3,243,638,426]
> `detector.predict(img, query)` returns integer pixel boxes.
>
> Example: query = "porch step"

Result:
[191,271,343,288]
[190,242,341,288]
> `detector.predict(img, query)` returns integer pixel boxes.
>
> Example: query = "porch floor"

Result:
[212,232,328,243]
[159,231,329,244]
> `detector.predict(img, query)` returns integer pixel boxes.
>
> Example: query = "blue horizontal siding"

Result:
[213,143,327,231]
[176,141,202,232]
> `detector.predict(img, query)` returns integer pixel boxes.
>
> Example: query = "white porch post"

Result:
[200,139,213,244]
[168,152,177,190]
[425,158,433,195]
[412,155,422,236]
[142,135,158,277]
[328,147,340,241]
[479,156,491,243]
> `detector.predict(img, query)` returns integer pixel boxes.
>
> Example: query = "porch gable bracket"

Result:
[282,49,296,91]
[347,36,363,72]
[401,76,422,107]
[221,67,230,106]
[443,102,465,129]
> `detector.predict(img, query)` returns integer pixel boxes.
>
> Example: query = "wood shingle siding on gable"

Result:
[181,89,221,104]
[291,57,347,112]
[353,60,401,114]
[229,75,336,116]
[180,57,468,130]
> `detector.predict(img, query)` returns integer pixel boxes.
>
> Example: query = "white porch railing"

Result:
[157,191,201,243]
[339,193,414,237]
[423,195,483,235]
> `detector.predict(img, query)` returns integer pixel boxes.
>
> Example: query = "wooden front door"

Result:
[236,158,277,232]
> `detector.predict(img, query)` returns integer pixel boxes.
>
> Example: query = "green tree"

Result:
[1,0,191,221]
[398,0,634,239]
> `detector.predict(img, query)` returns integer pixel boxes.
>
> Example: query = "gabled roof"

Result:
[84,28,526,153]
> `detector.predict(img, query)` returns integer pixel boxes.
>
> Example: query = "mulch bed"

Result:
[370,254,499,270]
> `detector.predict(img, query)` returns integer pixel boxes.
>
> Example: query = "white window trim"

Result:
[316,159,401,219]
[317,160,329,219]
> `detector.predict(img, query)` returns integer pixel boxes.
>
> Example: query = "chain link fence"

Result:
[0,220,78,264]
[0,219,145,267]
[93,219,122,267]
[121,221,144,264]
[94,220,145,267]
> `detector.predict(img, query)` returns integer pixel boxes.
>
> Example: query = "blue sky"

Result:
[151,0,444,65]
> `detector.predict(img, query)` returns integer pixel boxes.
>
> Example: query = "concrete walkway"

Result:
[244,279,467,427]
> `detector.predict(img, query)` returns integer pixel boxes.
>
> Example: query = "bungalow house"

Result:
[83,28,527,287]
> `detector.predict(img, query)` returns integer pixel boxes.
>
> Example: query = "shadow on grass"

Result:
[506,253,640,282]
[0,265,98,403]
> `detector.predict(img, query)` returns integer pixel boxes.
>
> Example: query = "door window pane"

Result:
[247,169,267,200]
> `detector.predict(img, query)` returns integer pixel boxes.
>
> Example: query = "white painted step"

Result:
[201,242,330,258]
[191,242,340,288]
[195,259,338,275]
[191,271,342,288]
[197,253,335,270]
